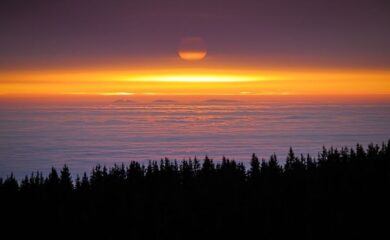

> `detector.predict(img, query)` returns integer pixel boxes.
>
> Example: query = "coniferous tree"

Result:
[3,173,18,193]
[46,167,60,190]
[249,153,260,179]
[60,165,73,192]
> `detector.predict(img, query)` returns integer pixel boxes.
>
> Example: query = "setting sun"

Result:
[178,51,207,61]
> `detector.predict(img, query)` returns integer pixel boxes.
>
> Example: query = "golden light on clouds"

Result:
[133,74,259,82]
[0,68,389,96]
[99,92,135,96]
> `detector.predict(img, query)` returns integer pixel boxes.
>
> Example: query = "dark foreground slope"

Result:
[1,142,389,239]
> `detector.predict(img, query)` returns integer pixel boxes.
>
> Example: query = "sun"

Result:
[178,51,207,61]
[177,37,207,61]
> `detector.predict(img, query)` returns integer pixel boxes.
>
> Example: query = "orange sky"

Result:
[1,0,389,102]
[1,65,390,98]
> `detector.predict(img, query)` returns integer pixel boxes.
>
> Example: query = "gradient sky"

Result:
[1,0,390,96]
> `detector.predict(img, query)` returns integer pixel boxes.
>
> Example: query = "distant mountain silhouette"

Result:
[112,99,137,105]
[152,99,177,104]
[203,99,241,104]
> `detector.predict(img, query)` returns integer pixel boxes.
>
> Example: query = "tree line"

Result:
[0,142,389,239]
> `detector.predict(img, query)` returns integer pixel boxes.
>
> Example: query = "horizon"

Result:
[1,68,390,97]
[2,94,390,106]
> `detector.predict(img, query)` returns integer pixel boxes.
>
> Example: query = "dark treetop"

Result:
[1,141,389,239]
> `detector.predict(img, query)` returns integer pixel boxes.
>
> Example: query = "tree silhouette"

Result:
[0,141,389,239]
[249,153,260,179]
[60,165,73,192]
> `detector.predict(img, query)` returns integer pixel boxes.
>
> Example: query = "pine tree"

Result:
[249,153,261,179]
[60,165,73,192]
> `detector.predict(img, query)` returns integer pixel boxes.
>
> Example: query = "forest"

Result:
[0,142,389,239]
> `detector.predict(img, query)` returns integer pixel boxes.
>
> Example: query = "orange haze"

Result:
[1,65,390,103]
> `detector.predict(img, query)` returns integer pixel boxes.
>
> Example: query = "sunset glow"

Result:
[1,68,389,97]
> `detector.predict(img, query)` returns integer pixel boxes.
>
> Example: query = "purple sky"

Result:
[1,0,389,70]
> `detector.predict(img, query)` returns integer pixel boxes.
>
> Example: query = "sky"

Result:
[1,0,390,97]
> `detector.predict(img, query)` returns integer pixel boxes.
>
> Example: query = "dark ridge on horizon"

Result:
[112,99,242,106]
[152,99,178,104]
[1,141,389,239]
[112,99,137,105]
